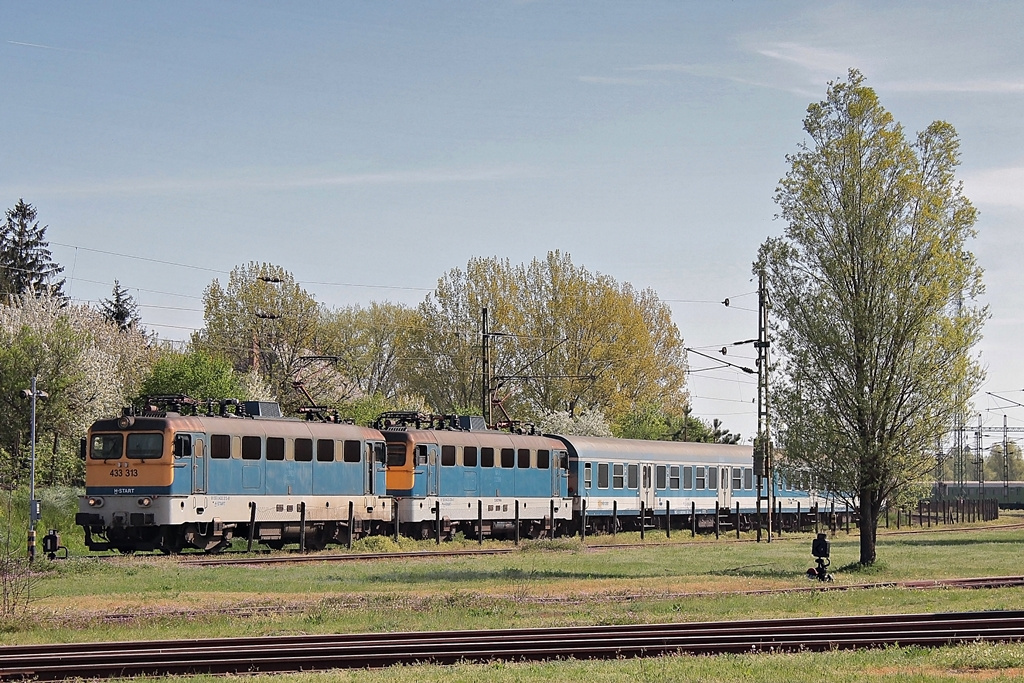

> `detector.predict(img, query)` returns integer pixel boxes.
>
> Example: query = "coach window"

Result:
[744,467,753,490]
[732,467,742,490]
[464,446,478,467]
[441,445,456,466]
[598,462,609,488]
[267,437,285,461]
[584,462,593,489]
[670,465,680,490]
[211,434,231,459]
[518,448,531,469]
[627,464,638,489]
[501,448,515,468]
[481,447,495,467]
[295,438,313,462]
[695,466,706,490]
[537,449,550,469]
[613,463,624,489]
[344,440,361,463]
[656,465,667,489]
[242,436,262,460]
[708,467,718,490]
[683,465,693,489]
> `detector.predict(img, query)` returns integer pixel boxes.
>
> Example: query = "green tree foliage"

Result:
[985,441,1024,482]
[0,291,150,486]
[405,251,688,423]
[199,263,325,414]
[138,348,245,402]
[99,280,142,332]
[319,302,420,400]
[765,70,986,565]
[0,200,64,298]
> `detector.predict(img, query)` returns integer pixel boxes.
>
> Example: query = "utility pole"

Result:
[20,377,47,561]
[754,267,772,543]
[481,306,490,425]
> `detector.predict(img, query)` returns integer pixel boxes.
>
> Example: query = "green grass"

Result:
[5,490,1024,681]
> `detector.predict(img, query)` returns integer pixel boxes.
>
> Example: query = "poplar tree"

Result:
[764,70,986,565]
[0,200,65,299]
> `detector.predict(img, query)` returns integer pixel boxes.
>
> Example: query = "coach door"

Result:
[718,466,732,510]
[640,463,656,510]
[192,437,206,494]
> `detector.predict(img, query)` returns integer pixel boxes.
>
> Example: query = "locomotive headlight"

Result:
[117,415,134,429]
[137,497,152,508]
[88,496,104,508]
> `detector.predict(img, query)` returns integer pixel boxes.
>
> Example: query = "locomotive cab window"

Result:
[441,445,456,466]
[517,448,530,469]
[91,434,123,460]
[242,436,262,460]
[386,443,407,467]
[126,433,163,459]
[174,434,192,458]
[295,438,313,462]
[343,439,361,463]
[317,439,335,462]
[211,434,230,459]
[537,449,550,469]
[559,451,569,471]
[415,444,428,465]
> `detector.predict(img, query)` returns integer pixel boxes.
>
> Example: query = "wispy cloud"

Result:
[7,40,94,55]
[2,166,537,198]
[963,166,1024,210]
[883,79,1024,94]
[577,75,661,86]
[755,42,856,79]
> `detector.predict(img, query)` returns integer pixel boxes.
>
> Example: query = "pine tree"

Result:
[0,199,65,298]
[99,280,141,332]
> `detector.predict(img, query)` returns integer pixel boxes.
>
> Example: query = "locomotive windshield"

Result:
[90,434,123,460]
[126,433,163,459]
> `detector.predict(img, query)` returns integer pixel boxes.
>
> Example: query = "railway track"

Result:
[53,575,1024,625]
[178,520,1024,566]
[3,610,1022,680]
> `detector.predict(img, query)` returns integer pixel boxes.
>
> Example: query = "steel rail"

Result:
[3,611,1022,680]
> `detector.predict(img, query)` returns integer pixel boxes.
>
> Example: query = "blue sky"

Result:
[2,2,1022,445]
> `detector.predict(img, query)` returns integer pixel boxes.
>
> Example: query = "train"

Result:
[932,480,1024,509]
[76,397,827,553]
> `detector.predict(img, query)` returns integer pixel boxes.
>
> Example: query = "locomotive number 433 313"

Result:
[109,468,139,477]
